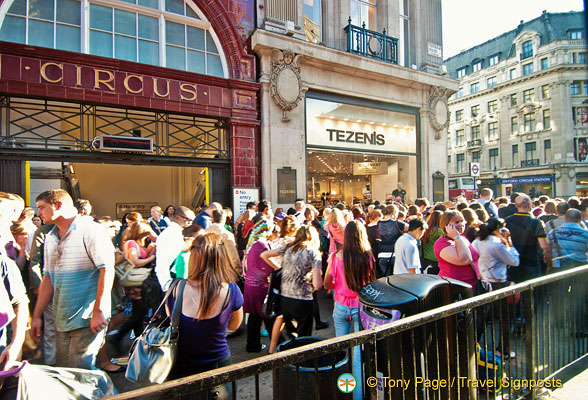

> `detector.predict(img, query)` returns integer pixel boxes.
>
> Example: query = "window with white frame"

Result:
[471,125,480,140]
[0,0,226,77]
[541,85,550,99]
[471,82,480,93]
[524,113,536,132]
[571,82,580,95]
[544,139,551,162]
[472,151,480,164]
[471,104,480,118]
[398,0,409,67]
[455,109,463,122]
[523,88,534,103]
[456,153,465,173]
[488,148,498,169]
[511,116,518,134]
[457,67,467,78]
[456,129,465,146]
[543,109,550,129]
[488,54,499,66]
[351,0,376,30]
[304,0,322,43]
[512,144,519,167]
[488,100,497,113]
[488,122,498,140]
[510,93,517,107]
[570,30,583,39]
[522,40,533,59]
[525,142,536,161]
[510,68,516,80]
[472,61,482,72]
[541,57,548,70]
[522,63,534,76]
[487,76,497,89]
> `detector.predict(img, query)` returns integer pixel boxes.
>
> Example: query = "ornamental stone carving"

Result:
[428,86,450,139]
[270,49,303,121]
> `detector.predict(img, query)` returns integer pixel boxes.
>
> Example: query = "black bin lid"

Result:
[358,277,418,309]
[386,274,448,299]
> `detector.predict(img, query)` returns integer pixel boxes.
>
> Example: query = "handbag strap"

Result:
[170,279,186,330]
[148,278,181,325]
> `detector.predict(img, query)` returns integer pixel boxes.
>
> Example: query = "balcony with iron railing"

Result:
[467,139,482,148]
[344,18,398,65]
[521,159,540,167]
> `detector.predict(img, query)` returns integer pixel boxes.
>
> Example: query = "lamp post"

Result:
[493,166,499,197]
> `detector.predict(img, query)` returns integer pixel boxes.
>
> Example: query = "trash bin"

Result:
[358,274,474,400]
[275,336,349,400]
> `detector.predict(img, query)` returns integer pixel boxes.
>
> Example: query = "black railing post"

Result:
[523,287,537,399]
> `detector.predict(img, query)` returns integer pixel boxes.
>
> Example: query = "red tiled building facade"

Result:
[0,0,260,204]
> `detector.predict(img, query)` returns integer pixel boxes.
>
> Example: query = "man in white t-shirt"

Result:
[393,218,427,275]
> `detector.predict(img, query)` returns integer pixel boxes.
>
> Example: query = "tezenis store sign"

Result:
[326,129,385,146]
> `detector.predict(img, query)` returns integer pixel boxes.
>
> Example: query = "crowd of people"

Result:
[0,188,587,397]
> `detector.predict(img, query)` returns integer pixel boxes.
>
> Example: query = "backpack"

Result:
[484,201,496,219]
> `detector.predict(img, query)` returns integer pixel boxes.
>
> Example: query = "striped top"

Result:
[44,216,115,332]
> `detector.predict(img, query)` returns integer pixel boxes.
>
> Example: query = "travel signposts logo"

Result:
[337,373,357,393]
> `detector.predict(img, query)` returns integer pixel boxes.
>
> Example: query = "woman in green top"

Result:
[420,210,443,274]
[174,225,204,279]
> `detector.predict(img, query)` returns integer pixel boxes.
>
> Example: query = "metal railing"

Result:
[467,139,482,147]
[344,18,398,65]
[108,265,588,400]
[521,159,540,167]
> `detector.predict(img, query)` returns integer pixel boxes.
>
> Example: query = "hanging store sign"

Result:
[352,162,388,175]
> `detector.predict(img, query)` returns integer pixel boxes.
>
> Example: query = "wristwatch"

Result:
[453,234,460,241]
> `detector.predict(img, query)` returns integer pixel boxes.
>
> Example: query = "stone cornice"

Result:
[251,30,458,93]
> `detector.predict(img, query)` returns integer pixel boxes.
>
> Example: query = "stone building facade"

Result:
[252,0,456,208]
[445,11,587,199]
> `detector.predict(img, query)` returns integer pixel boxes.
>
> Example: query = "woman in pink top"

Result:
[434,210,480,289]
[324,208,345,255]
[324,221,376,400]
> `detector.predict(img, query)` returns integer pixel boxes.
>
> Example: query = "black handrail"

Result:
[344,18,398,65]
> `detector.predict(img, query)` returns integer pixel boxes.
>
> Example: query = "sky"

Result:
[442,0,586,59]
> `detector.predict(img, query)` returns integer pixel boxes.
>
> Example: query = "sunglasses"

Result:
[177,215,194,224]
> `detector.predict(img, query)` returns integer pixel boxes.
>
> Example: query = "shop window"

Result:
[471,82,480,94]
[544,139,551,162]
[487,76,497,89]
[522,40,533,59]
[471,126,480,140]
[512,144,519,167]
[456,153,465,173]
[541,85,550,99]
[543,109,550,130]
[456,129,465,146]
[455,109,463,122]
[522,63,534,76]
[523,88,534,103]
[304,0,322,43]
[488,100,497,113]
[511,116,518,134]
[488,54,499,66]
[471,104,480,118]
[541,57,548,70]
[0,0,225,78]
[488,148,498,169]
[472,151,480,164]
[510,93,517,107]
[457,67,467,78]
[488,122,498,140]
[350,0,376,30]
[524,113,536,132]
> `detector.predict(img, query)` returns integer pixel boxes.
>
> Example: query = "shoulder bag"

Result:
[125,278,186,384]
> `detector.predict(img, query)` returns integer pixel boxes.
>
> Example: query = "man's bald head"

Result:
[515,194,532,212]
[564,208,582,224]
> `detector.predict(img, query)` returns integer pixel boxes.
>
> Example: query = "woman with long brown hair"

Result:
[420,210,443,274]
[261,225,323,338]
[324,220,376,400]
[166,233,243,398]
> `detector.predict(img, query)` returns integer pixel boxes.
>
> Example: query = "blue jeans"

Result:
[333,302,363,400]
